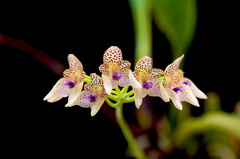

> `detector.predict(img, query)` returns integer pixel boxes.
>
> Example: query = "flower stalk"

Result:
[116,105,147,159]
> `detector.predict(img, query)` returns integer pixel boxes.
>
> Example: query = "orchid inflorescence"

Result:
[44,46,207,116]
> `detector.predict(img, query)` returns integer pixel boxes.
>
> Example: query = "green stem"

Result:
[111,90,119,95]
[116,106,147,159]
[129,0,152,64]
[123,90,134,98]
[107,93,119,101]
[105,97,116,107]
[124,96,135,103]
[115,86,121,94]
[121,86,129,94]
[84,75,91,83]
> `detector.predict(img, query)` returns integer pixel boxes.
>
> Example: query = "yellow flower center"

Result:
[108,63,118,69]
[139,70,148,77]
[71,71,76,75]
[93,85,98,91]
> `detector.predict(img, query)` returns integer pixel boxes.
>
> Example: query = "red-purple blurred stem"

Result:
[0,33,66,76]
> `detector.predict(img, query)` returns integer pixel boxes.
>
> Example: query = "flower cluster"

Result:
[44,46,207,116]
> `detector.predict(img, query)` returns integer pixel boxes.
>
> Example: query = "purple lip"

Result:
[63,81,75,88]
[112,72,122,81]
[173,86,183,93]
[183,81,192,86]
[86,94,96,102]
[143,82,153,89]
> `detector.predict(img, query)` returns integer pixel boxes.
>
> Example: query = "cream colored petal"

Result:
[119,60,131,71]
[165,55,184,77]
[43,78,70,102]
[111,80,119,89]
[103,46,122,64]
[147,80,169,102]
[159,82,170,102]
[47,95,62,103]
[179,84,199,107]
[65,90,92,108]
[141,89,148,98]
[63,69,72,79]
[102,74,112,94]
[90,98,105,116]
[183,77,207,99]
[68,81,84,103]
[147,80,160,97]
[135,56,152,73]
[65,99,75,107]
[67,54,83,70]
[134,88,143,109]
[149,68,164,79]
[118,70,131,87]
[166,88,183,110]
[99,63,109,75]
[129,70,142,89]
[91,73,104,87]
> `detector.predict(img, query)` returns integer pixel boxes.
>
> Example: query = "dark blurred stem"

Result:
[116,105,147,159]
[0,33,66,76]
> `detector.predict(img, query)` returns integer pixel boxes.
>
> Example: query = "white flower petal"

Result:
[118,70,131,87]
[90,98,105,116]
[180,84,200,107]
[65,90,92,108]
[47,95,62,103]
[68,81,84,103]
[166,88,183,110]
[134,88,143,109]
[183,78,207,99]
[147,80,170,102]
[43,78,70,102]
[129,70,142,89]
[102,74,112,94]
[159,82,170,102]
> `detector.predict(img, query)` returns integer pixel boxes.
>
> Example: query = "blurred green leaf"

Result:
[157,115,173,153]
[204,92,222,112]
[234,101,240,115]
[177,102,191,124]
[129,0,152,63]
[204,129,239,158]
[172,111,240,148]
[207,143,237,159]
[185,135,199,157]
[152,0,197,59]
[135,104,152,130]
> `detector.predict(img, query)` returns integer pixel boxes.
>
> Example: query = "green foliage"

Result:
[128,0,240,158]
[152,0,197,59]
[172,111,240,148]
[129,0,152,63]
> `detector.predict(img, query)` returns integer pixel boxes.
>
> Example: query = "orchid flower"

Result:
[163,55,207,110]
[129,56,169,109]
[99,46,131,94]
[43,54,86,103]
[65,73,108,116]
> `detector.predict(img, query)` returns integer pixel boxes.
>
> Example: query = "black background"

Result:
[0,0,239,158]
